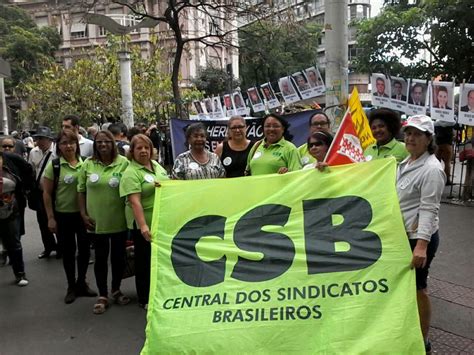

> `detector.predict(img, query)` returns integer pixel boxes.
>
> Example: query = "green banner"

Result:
[143,158,424,354]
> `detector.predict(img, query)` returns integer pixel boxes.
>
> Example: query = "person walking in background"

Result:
[42,129,96,304]
[28,126,61,259]
[0,149,34,286]
[78,130,130,315]
[120,134,169,309]
[62,114,94,157]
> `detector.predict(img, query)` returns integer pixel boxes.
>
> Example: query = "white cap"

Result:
[403,115,434,135]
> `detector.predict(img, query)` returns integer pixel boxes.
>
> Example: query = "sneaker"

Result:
[64,287,76,304]
[75,282,97,297]
[38,250,52,259]
[16,274,29,287]
[425,339,432,354]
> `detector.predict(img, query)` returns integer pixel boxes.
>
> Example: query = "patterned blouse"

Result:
[172,150,226,180]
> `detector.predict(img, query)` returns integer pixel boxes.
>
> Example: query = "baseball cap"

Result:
[32,126,54,140]
[402,115,434,135]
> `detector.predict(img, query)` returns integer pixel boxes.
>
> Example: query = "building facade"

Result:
[8,0,239,88]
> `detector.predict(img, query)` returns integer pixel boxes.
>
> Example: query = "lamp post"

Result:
[85,13,159,128]
[0,57,11,135]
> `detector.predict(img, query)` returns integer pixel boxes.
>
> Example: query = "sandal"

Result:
[112,290,130,306]
[93,297,109,315]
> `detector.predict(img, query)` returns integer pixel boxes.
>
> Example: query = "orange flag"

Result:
[324,108,366,166]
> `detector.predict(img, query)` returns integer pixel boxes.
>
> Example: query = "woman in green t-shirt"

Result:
[120,134,169,309]
[43,129,96,304]
[247,114,302,175]
[78,130,130,314]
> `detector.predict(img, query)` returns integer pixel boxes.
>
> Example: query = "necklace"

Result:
[190,150,209,165]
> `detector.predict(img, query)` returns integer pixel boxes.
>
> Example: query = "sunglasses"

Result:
[308,141,324,148]
[2,145,14,149]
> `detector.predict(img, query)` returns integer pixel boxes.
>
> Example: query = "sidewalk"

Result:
[428,203,473,354]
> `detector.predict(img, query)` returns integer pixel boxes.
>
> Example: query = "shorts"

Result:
[409,231,439,290]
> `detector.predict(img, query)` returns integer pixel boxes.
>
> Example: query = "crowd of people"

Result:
[0,110,448,351]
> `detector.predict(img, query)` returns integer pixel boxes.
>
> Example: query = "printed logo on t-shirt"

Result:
[301,156,309,165]
[399,177,410,190]
[253,151,262,159]
[365,155,373,161]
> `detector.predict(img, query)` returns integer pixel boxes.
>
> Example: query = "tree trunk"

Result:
[172,41,184,118]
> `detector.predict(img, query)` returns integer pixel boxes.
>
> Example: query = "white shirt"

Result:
[28,143,56,180]
[79,135,93,157]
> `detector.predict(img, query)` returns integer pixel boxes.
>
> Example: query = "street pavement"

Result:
[1,202,473,354]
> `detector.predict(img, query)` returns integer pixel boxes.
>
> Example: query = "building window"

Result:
[98,26,107,37]
[71,23,87,39]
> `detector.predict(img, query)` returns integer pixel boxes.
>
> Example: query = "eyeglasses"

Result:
[308,141,324,148]
[230,125,245,130]
[96,141,113,144]
[2,145,14,149]
[311,121,329,127]
[264,125,283,129]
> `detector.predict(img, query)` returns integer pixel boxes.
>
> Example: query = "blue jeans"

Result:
[0,214,25,276]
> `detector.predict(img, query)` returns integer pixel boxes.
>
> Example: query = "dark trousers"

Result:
[36,195,58,252]
[56,212,90,288]
[93,231,127,297]
[0,214,25,277]
[131,228,151,305]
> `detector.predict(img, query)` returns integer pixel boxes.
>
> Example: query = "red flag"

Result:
[324,109,366,166]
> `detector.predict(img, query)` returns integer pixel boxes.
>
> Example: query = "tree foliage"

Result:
[239,19,321,89]
[0,3,61,93]
[83,0,269,117]
[355,0,474,82]
[191,65,240,96]
[17,36,176,129]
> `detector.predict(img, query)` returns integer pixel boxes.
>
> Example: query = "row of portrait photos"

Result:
[371,73,474,127]
[193,66,326,120]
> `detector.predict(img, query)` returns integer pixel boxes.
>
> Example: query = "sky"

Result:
[371,0,384,17]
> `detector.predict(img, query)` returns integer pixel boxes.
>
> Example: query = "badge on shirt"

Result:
[365,155,373,161]
[223,157,232,166]
[144,174,155,184]
[301,156,309,165]
[108,177,119,188]
[189,162,199,170]
[64,175,75,184]
[89,173,100,183]
[253,151,262,159]
[399,177,410,189]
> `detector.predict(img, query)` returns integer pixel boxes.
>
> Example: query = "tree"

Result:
[0,3,61,93]
[191,65,240,96]
[17,36,175,128]
[239,19,322,89]
[355,0,474,82]
[83,0,269,117]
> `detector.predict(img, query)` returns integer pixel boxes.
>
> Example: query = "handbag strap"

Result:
[36,151,52,185]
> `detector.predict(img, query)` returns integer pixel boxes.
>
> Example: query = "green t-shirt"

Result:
[119,159,169,230]
[247,138,302,176]
[298,143,317,166]
[364,138,409,163]
[43,157,83,213]
[77,155,129,234]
